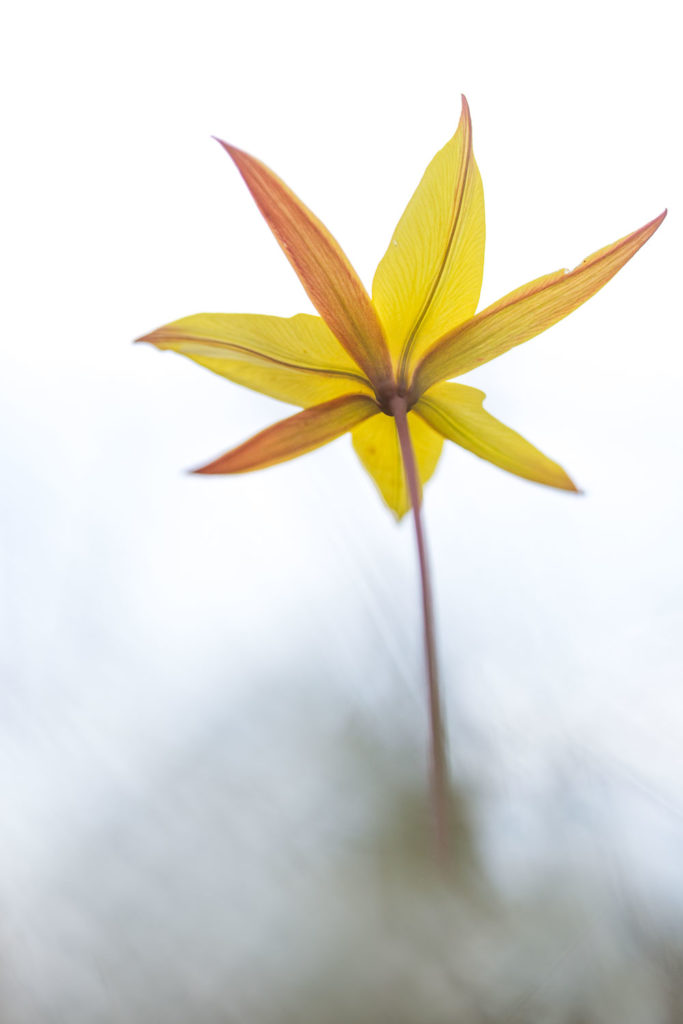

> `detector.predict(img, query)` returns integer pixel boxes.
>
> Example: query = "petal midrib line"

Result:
[149,331,372,388]
[416,396,499,457]
[397,104,472,386]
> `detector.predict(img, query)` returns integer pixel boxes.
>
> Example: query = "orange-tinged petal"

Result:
[416,382,578,491]
[137,312,371,407]
[217,140,393,390]
[352,411,444,519]
[193,393,378,474]
[413,211,667,395]
[372,96,485,377]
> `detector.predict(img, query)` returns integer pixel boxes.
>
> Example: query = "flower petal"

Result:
[137,312,372,407]
[372,96,485,377]
[217,140,393,390]
[414,211,666,394]
[415,383,578,491]
[352,411,444,519]
[193,393,378,474]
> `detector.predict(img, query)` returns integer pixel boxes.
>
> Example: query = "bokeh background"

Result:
[2,0,681,1020]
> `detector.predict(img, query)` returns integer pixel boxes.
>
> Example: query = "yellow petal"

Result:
[217,140,393,391]
[372,96,485,378]
[352,411,444,519]
[416,383,578,491]
[414,211,667,395]
[137,312,372,407]
[194,394,378,474]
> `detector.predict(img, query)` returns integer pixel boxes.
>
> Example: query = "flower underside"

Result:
[138,97,665,518]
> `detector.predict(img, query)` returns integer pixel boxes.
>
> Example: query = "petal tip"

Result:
[214,136,249,166]
[561,472,583,494]
[640,209,667,239]
[458,94,472,131]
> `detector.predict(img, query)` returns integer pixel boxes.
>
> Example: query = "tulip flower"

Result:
[138,98,664,860]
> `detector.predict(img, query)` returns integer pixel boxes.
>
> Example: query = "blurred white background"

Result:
[1,0,681,1020]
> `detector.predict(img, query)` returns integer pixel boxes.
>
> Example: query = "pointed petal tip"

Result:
[637,208,667,239]
[213,137,251,168]
[553,471,582,494]
[188,456,229,475]
[214,137,252,167]
[456,94,472,134]
[134,330,172,348]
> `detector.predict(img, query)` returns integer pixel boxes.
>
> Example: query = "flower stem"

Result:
[390,395,450,863]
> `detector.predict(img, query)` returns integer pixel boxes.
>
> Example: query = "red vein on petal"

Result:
[217,141,394,392]
[192,394,378,474]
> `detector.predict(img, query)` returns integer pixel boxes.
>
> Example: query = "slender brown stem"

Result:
[390,395,450,862]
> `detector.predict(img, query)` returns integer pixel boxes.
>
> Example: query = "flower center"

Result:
[374,380,414,416]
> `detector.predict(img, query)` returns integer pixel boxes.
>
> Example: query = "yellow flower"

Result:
[137,97,665,519]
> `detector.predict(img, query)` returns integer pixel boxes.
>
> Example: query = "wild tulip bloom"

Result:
[138,97,664,859]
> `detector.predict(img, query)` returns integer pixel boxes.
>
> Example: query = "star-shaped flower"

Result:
[138,98,664,517]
